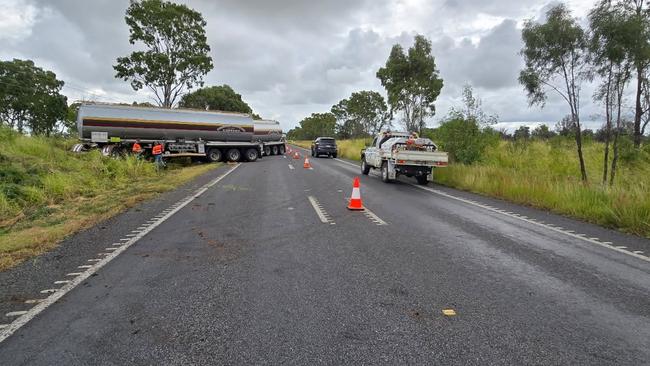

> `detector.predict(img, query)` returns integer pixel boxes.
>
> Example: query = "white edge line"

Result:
[0,163,241,344]
[308,196,330,224]
[327,155,650,264]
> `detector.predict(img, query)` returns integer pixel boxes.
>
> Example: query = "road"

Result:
[1,148,649,365]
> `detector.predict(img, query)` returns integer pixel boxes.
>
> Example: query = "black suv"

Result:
[311,137,338,158]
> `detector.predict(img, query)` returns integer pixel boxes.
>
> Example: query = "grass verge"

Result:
[291,138,650,238]
[0,127,219,271]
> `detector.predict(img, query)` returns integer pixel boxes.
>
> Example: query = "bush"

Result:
[425,118,499,164]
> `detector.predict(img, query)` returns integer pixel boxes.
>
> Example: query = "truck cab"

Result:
[361,132,448,185]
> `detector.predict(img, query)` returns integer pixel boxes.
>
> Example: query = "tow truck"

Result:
[360,131,448,185]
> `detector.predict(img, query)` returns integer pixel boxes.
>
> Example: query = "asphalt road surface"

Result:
[1,149,649,365]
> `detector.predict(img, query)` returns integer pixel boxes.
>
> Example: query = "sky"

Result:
[0,0,605,132]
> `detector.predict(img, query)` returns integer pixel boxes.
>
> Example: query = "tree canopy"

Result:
[377,35,443,133]
[114,0,213,108]
[287,113,336,140]
[331,90,388,138]
[0,59,67,136]
[179,85,254,115]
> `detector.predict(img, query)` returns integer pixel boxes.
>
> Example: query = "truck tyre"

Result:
[271,145,279,155]
[279,145,286,155]
[361,158,370,175]
[244,148,259,162]
[206,148,222,163]
[332,153,337,158]
[226,148,241,162]
[263,146,271,156]
[416,175,428,185]
[381,162,392,183]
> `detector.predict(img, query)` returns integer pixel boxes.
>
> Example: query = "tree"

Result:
[377,35,443,133]
[513,125,531,140]
[450,84,498,126]
[179,85,254,114]
[531,124,556,139]
[426,117,499,164]
[287,113,336,140]
[589,0,633,185]
[331,90,389,138]
[519,4,590,182]
[114,0,213,108]
[0,59,67,136]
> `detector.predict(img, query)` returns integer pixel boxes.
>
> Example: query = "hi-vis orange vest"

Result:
[132,143,142,153]
[152,144,163,155]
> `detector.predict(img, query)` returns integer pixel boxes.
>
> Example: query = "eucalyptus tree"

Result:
[114,0,213,108]
[519,4,590,182]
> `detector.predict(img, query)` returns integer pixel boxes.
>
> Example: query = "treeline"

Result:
[0,0,261,137]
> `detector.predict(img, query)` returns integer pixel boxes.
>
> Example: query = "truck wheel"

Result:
[271,146,279,155]
[381,162,392,183]
[226,148,241,162]
[416,175,428,185]
[279,145,286,155]
[264,146,271,156]
[206,148,222,163]
[244,148,259,162]
[332,153,337,159]
[361,159,370,175]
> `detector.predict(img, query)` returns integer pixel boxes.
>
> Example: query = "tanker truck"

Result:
[71,103,286,162]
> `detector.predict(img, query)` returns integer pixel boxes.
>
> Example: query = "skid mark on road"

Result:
[308,196,335,225]
[326,155,650,263]
[0,164,242,344]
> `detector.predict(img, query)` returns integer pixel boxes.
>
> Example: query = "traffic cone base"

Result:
[293,151,300,159]
[303,157,312,169]
[347,177,364,210]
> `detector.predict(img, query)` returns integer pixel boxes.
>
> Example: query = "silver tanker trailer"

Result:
[72,103,286,162]
[254,119,286,155]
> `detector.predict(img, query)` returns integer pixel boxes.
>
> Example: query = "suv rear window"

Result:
[320,138,335,144]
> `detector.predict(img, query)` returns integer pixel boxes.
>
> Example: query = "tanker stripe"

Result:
[83,119,254,132]
[83,116,252,128]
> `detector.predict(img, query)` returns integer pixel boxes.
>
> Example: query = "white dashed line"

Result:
[24,299,44,304]
[53,280,70,285]
[308,196,335,224]
[66,273,83,277]
[328,156,650,263]
[5,311,27,318]
[77,265,92,269]
[0,325,9,329]
[363,207,388,226]
[0,164,241,344]
[288,164,295,170]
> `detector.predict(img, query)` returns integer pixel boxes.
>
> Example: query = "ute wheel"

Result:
[332,153,337,159]
[264,146,271,156]
[226,148,241,162]
[416,175,428,185]
[381,162,392,183]
[245,148,259,162]
[271,145,279,155]
[206,148,222,163]
[361,158,370,175]
[279,145,286,155]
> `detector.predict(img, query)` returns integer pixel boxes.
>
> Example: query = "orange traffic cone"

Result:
[303,157,312,169]
[293,151,300,159]
[347,177,364,210]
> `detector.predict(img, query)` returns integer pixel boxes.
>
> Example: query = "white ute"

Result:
[361,132,448,185]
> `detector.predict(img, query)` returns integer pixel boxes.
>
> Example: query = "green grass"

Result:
[292,137,650,238]
[0,127,219,270]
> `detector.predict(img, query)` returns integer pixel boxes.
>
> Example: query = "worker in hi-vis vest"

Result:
[152,141,165,169]
[132,139,143,159]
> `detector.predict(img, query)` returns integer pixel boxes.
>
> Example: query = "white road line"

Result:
[77,265,92,269]
[288,164,295,170]
[0,325,9,329]
[105,247,118,251]
[308,196,333,224]
[363,207,388,226]
[5,311,27,317]
[328,156,650,263]
[39,289,58,294]
[24,299,44,304]
[0,164,241,344]
[53,280,70,285]
[633,250,644,254]
[66,272,83,276]
[87,259,101,262]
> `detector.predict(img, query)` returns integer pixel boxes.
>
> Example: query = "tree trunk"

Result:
[634,64,643,147]
[602,64,613,185]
